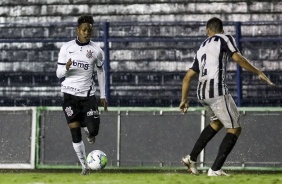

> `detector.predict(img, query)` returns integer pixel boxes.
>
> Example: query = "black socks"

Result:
[190,125,218,161]
[211,133,238,171]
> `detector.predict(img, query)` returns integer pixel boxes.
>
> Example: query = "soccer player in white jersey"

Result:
[179,17,274,176]
[56,15,108,175]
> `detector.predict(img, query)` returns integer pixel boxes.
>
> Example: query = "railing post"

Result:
[103,22,110,103]
[235,22,243,107]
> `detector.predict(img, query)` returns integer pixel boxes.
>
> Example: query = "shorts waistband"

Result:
[63,93,94,100]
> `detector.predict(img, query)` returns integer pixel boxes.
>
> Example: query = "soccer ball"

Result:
[86,150,108,170]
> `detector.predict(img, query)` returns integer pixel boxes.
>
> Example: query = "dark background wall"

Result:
[38,108,282,169]
[1,1,281,23]
[0,108,35,168]
[0,1,281,107]
[205,110,282,167]
[0,108,281,169]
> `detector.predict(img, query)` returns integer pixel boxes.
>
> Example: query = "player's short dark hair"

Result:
[77,15,94,26]
[206,17,223,33]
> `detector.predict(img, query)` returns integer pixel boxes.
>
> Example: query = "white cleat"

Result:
[181,155,199,175]
[81,160,91,175]
[87,136,95,144]
[207,168,230,176]
[81,168,90,175]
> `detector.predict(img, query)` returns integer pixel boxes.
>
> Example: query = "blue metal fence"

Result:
[0,21,281,107]
[100,21,282,107]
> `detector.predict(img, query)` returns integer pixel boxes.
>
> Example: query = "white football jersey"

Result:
[190,34,239,100]
[56,39,105,98]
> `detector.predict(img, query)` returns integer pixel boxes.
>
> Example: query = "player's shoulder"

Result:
[89,40,100,47]
[60,39,76,49]
[215,34,235,41]
[63,40,76,46]
[89,41,103,51]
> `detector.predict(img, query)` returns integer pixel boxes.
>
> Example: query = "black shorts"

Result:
[62,93,100,127]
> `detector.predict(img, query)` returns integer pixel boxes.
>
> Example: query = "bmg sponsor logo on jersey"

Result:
[72,60,89,70]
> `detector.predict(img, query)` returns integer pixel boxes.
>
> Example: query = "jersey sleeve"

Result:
[225,35,239,57]
[56,44,67,79]
[96,48,106,98]
[95,49,104,68]
[189,55,200,73]
[96,65,106,99]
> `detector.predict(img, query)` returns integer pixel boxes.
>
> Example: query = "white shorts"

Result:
[199,94,241,128]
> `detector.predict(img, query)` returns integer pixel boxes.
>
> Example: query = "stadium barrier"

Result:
[0,21,281,107]
[0,107,36,169]
[0,107,281,171]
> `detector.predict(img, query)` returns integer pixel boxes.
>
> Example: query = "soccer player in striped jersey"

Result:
[56,15,108,175]
[179,17,274,176]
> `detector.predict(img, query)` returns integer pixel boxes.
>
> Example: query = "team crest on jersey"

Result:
[65,106,73,117]
[86,50,94,58]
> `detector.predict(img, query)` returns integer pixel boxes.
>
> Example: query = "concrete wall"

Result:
[0,1,281,23]
[0,1,281,107]
[37,108,282,169]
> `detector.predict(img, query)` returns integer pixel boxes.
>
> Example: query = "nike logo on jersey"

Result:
[69,51,75,54]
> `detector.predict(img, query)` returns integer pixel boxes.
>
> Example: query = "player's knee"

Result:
[89,129,99,137]
[88,123,99,137]
[210,120,223,131]
[236,127,242,136]
[70,127,82,143]
[227,127,241,137]
[88,120,100,137]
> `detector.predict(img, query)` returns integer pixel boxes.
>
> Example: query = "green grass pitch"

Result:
[0,170,281,184]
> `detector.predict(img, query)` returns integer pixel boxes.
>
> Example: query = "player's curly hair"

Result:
[77,15,94,26]
[206,17,223,33]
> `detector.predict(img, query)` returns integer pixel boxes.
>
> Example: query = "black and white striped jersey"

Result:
[190,34,239,100]
[56,39,106,98]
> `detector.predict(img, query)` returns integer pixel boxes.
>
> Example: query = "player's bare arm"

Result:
[100,98,108,111]
[232,52,274,86]
[66,58,73,71]
[179,69,197,113]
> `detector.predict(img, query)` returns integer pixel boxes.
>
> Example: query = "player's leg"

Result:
[208,127,241,176]
[208,94,241,176]
[63,93,88,175]
[83,95,100,144]
[182,119,223,175]
[182,100,223,175]
[68,121,88,174]
[190,119,223,161]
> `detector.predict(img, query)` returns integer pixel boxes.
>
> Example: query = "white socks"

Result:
[72,141,87,168]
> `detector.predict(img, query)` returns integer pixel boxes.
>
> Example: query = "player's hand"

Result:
[258,72,275,86]
[179,100,189,113]
[66,58,73,70]
[100,98,108,111]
